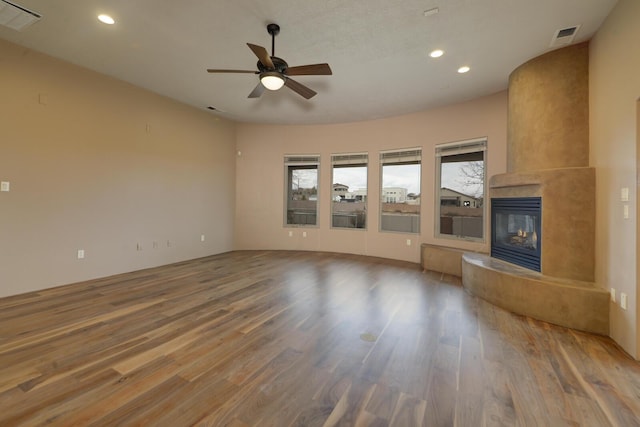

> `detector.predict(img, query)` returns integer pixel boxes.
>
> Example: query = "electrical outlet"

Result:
[0,181,9,192]
[288,231,293,237]
[302,231,307,238]
[623,205,629,219]
[610,288,616,303]
[77,249,85,259]
[406,239,412,246]
[200,234,205,242]
[620,293,628,310]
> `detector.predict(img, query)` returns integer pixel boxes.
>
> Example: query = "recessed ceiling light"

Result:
[98,14,115,25]
[458,66,470,74]
[430,49,444,58]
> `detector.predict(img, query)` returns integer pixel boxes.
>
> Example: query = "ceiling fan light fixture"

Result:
[260,72,285,90]
[97,14,115,25]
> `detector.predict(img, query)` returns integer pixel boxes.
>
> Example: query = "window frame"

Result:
[330,152,368,230]
[284,155,321,228]
[379,148,422,234]
[434,137,487,242]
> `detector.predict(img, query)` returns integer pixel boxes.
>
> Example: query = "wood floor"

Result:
[1,251,639,426]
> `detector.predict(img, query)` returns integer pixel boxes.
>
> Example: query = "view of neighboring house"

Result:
[439,187,483,238]
[331,183,366,228]
[347,189,367,202]
[330,183,419,230]
[332,183,416,205]
[440,187,482,208]
[332,183,349,201]
[382,187,408,203]
[332,183,368,202]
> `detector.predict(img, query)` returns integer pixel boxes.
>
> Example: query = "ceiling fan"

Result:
[206,23,332,99]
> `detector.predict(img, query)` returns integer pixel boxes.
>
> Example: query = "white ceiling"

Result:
[0,0,617,125]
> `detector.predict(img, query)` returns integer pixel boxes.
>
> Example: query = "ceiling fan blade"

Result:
[248,82,265,98]
[247,43,274,69]
[285,63,333,76]
[207,69,257,74]
[284,78,317,99]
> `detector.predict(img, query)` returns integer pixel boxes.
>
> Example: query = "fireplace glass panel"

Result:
[494,213,538,251]
[491,197,541,271]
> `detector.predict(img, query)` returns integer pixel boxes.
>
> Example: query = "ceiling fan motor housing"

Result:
[257,56,288,73]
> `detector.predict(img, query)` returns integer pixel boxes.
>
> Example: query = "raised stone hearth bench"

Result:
[462,253,609,335]
[420,243,470,277]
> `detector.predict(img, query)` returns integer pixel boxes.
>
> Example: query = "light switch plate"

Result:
[1,181,9,192]
[621,187,630,202]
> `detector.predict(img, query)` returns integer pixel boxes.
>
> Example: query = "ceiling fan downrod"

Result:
[267,23,280,58]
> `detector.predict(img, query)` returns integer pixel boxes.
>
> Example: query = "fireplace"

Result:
[461,44,607,336]
[491,197,541,271]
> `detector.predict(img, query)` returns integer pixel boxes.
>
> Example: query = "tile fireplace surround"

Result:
[462,42,609,335]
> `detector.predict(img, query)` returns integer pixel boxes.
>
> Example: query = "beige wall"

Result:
[0,39,236,298]
[234,91,508,263]
[590,0,640,358]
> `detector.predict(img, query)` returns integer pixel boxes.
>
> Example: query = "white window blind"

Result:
[380,148,421,165]
[435,138,487,157]
[331,152,368,167]
[284,155,320,165]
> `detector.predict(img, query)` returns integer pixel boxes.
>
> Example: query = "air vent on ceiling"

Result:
[550,25,581,48]
[0,0,41,31]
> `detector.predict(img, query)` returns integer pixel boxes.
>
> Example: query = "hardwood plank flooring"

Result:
[0,250,639,426]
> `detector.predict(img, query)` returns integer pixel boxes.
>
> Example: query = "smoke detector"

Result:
[550,25,581,48]
[0,0,41,31]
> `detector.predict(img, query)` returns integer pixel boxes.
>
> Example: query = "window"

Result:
[380,149,421,233]
[285,155,320,226]
[435,138,487,240]
[331,153,368,229]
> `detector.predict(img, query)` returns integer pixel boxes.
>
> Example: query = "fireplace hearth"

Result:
[491,197,541,271]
